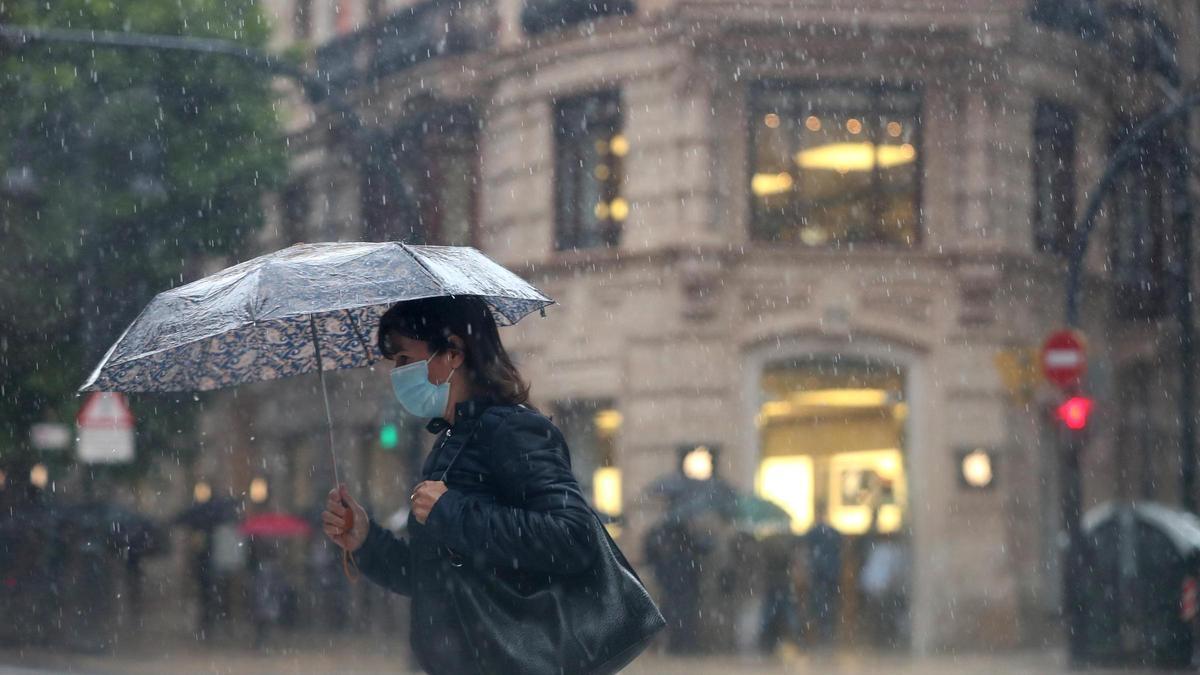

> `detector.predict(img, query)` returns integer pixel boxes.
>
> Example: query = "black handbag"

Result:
[444,511,665,675]
[436,423,666,674]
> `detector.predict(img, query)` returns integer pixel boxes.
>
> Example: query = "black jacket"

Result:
[352,400,599,674]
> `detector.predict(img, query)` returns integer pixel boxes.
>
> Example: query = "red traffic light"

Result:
[1056,396,1093,431]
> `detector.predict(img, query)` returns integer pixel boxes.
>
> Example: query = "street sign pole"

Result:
[1058,415,1087,661]
[1041,331,1090,664]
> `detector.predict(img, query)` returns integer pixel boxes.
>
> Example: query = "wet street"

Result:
[0,642,1169,675]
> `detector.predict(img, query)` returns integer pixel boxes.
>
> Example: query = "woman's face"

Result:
[386,333,463,385]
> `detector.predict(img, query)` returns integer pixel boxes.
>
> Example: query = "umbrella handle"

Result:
[343,548,360,583]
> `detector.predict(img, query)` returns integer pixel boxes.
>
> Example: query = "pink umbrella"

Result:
[239,512,312,538]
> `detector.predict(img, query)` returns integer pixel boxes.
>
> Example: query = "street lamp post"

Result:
[1045,3,1194,662]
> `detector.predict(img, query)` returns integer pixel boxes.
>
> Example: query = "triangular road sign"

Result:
[76,392,134,430]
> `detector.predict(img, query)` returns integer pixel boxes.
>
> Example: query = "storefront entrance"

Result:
[756,355,910,648]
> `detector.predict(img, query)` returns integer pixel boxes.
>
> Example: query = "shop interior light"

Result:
[757,388,898,424]
[961,449,994,489]
[593,467,622,516]
[791,388,891,408]
[609,134,629,157]
[756,456,814,533]
[249,477,269,504]
[751,172,794,196]
[29,464,48,489]
[194,481,213,503]
[594,409,623,434]
[795,142,916,172]
[682,446,714,481]
[609,198,630,221]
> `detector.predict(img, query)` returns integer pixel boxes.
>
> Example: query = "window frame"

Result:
[747,80,924,249]
[361,105,480,246]
[553,90,625,252]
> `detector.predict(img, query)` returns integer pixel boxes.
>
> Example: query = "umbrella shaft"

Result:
[309,315,340,487]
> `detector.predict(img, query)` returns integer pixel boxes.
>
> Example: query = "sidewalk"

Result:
[0,641,1162,675]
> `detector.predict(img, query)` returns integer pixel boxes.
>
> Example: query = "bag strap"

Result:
[437,422,484,482]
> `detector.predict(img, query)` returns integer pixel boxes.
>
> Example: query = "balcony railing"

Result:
[315,0,495,87]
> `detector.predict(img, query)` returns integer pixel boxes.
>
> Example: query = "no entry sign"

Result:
[1041,330,1087,389]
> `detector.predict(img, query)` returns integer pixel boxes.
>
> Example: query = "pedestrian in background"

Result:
[806,500,843,645]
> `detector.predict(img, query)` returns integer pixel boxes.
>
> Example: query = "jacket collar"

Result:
[425,397,496,435]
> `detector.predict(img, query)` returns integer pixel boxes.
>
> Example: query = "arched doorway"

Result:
[754,353,912,649]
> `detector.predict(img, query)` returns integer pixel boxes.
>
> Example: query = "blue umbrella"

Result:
[80,241,554,484]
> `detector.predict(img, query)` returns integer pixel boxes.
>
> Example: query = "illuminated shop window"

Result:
[751,83,921,247]
[757,357,909,535]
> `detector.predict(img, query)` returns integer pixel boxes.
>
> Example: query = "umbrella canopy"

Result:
[174,497,240,531]
[48,500,167,556]
[240,512,312,538]
[80,242,554,393]
[733,495,793,537]
[1084,501,1200,556]
[734,495,792,528]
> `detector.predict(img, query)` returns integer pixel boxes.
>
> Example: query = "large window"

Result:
[554,91,626,251]
[1031,100,1076,256]
[1110,120,1168,319]
[750,83,921,247]
[363,107,478,246]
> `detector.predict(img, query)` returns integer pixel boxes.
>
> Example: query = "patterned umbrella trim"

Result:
[80,243,556,393]
[96,291,550,371]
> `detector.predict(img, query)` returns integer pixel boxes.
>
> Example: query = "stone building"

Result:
[195,0,1200,653]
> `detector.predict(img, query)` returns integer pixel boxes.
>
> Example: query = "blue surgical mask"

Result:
[390,354,457,419]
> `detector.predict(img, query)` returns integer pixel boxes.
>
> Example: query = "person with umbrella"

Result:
[322,296,605,673]
[84,242,661,672]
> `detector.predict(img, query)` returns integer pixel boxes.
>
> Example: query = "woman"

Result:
[321,296,600,674]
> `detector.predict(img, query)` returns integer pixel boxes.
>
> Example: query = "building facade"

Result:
[199,0,1200,653]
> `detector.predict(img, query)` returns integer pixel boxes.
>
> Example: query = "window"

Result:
[750,83,921,247]
[363,107,479,246]
[554,91,625,251]
[1110,120,1168,319]
[553,400,622,517]
[1031,101,1076,256]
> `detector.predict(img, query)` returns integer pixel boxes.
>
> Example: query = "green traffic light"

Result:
[380,423,399,450]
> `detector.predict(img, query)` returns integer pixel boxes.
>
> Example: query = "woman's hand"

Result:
[322,485,369,552]
[410,481,448,524]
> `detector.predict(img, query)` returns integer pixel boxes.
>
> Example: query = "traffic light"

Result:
[379,422,399,450]
[1056,396,1093,431]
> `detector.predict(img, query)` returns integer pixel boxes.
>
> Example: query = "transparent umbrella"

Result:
[80,241,554,485]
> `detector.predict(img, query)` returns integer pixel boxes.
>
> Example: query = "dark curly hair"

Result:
[376,296,531,406]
